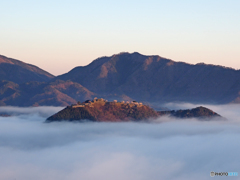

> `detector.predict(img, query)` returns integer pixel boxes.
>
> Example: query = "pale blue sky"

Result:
[1,0,239,75]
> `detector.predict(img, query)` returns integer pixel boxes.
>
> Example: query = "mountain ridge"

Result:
[0,54,55,84]
[56,52,240,104]
[1,52,240,106]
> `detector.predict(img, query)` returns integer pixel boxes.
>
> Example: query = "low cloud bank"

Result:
[0,104,239,180]
[0,106,64,118]
[164,102,240,123]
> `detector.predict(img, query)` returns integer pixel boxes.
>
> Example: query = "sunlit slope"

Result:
[46,99,222,122]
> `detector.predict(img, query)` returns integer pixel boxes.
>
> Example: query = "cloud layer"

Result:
[0,105,239,180]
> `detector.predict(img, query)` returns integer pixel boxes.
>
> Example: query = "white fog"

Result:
[0,104,239,180]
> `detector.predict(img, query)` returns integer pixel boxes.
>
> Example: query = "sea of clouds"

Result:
[0,104,239,180]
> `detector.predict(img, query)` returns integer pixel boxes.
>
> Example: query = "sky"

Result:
[1,0,240,75]
[0,104,240,180]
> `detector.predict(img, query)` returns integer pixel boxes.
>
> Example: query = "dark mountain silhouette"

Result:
[0,55,54,83]
[0,55,95,106]
[28,80,95,106]
[46,99,222,122]
[57,52,240,104]
[0,80,20,106]
[1,52,240,106]
[0,113,11,117]
[158,106,221,119]
[0,80,95,106]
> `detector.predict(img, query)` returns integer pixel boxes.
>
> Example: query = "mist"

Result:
[0,105,239,180]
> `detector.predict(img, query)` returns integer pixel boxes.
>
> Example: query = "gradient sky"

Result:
[1,0,240,75]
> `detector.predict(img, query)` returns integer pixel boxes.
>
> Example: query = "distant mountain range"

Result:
[0,55,54,83]
[1,52,240,106]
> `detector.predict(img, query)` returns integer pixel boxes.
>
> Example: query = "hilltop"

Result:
[46,98,222,122]
[46,98,158,122]
[158,106,221,119]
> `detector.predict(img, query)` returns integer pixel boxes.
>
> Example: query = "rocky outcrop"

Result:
[46,99,222,122]
[46,99,158,122]
[157,106,221,119]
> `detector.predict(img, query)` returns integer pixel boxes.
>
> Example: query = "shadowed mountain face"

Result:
[57,52,240,104]
[1,52,240,106]
[158,106,221,119]
[0,55,54,83]
[0,80,95,106]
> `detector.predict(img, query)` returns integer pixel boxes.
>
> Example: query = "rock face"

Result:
[46,99,222,122]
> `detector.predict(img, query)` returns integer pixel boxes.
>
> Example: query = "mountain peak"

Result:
[2,52,240,106]
[56,52,240,104]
